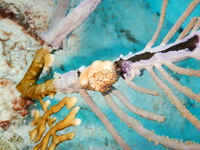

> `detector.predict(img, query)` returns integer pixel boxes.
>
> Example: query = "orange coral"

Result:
[30,96,81,150]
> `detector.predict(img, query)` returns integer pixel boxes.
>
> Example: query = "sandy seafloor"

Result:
[0,0,200,150]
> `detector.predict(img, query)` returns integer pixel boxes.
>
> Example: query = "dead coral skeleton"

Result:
[3,0,200,149]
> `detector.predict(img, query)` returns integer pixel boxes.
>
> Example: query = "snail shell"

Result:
[79,60,119,92]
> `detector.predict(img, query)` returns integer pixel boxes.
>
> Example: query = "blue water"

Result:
[39,0,200,149]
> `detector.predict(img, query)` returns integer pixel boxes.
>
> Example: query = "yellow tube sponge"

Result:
[43,52,55,72]
[29,96,81,150]
[16,47,56,100]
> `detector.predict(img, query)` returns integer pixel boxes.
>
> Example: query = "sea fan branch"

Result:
[38,0,102,49]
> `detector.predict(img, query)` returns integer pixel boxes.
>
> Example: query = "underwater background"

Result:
[0,0,200,150]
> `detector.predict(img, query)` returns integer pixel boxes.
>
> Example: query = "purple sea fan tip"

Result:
[38,0,102,49]
[121,61,133,79]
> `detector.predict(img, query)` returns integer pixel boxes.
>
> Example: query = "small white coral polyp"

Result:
[79,60,119,92]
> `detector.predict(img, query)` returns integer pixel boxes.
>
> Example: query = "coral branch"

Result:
[50,0,71,28]
[146,66,200,130]
[161,0,200,45]
[156,65,200,102]
[176,17,197,41]
[16,47,56,100]
[144,0,168,49]
[125,79,159,96]
[30,96,81,150]
[102,92,200,150]
[165,62,200,77]
[38,0,102,49]
[110,87,165,122]
[16,48,48,91]
[79,89,132,150]
[191,17,200,33]
[20,79,56,100]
